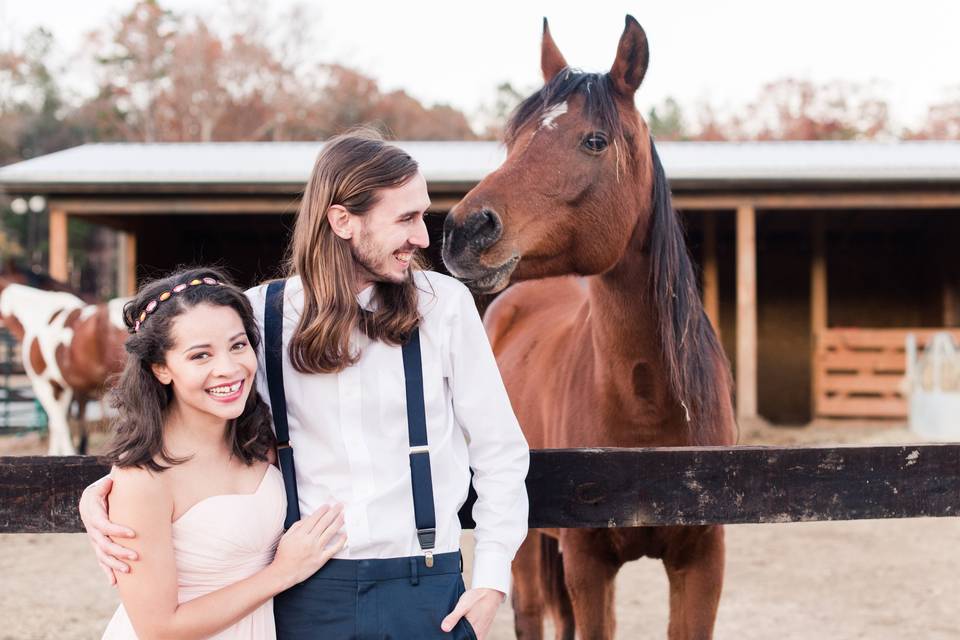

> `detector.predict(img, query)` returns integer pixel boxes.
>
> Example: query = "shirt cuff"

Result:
[469,548,513,596]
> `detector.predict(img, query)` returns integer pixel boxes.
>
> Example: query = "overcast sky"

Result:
[2,0,958,129]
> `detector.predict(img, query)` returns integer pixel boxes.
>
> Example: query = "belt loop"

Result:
[409,557,420,586]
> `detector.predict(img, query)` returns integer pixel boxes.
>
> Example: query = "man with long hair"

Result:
[80,131,530,640]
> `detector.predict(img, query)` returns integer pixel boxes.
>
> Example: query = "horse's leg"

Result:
[663,525,725,640]
[31,378,74,456]
[541,535,575,640]
[560,529,619,640]
[74,394,89,455]
[511,532,545,640]
[22,342,74,456]
[512,532,575,640]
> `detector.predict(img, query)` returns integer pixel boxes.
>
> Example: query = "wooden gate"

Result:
[813,328,960,419]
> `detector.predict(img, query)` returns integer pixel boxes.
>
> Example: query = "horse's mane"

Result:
[506,68,732,444]
[648,142,732,444]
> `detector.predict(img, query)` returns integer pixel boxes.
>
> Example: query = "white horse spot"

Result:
[539,101,568,130]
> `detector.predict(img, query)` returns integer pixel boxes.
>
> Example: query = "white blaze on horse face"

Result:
[538,101,569,131]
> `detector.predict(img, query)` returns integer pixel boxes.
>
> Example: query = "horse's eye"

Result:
[581,132,609,153]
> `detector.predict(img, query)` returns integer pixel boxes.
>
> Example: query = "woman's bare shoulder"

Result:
[109,465,174,513]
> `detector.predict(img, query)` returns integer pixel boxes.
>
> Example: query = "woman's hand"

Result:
[269,504,346,588]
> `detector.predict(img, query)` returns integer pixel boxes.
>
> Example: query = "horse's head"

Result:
[443,15,653,293]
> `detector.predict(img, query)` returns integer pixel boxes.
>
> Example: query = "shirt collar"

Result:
[357,284,377,312]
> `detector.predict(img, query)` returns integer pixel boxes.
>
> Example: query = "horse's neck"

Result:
[585,208,660,364]
[582,256,683,445]
[581,232,687,447]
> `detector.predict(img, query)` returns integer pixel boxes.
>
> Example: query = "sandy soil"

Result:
[2,422,959,639]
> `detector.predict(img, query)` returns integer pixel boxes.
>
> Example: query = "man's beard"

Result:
[351,232,415,285]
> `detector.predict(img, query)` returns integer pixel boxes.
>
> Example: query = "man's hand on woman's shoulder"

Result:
[78,473,139,585]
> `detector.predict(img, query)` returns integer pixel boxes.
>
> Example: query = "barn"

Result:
[2,140,959,425]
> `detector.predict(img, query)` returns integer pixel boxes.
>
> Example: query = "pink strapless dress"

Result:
[102,465,286,639]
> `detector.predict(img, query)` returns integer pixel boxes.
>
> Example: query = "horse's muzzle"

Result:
[442,208,503,262]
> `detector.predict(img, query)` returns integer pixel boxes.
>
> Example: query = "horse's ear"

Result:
[541,18,568,83]
[609,15,649,98]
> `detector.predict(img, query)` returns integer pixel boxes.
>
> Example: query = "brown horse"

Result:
[443,16,736,640]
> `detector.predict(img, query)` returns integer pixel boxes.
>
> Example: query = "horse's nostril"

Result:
[468,209,503,250]
[479,209,501,237]
[444,209,503,258]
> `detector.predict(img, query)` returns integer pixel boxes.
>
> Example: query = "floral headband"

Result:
[134,277,222,332]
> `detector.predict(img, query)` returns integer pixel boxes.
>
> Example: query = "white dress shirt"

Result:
[246,271,529,594]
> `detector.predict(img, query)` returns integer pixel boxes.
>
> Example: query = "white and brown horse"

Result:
[0,279,128,454]
[444,16,737,640]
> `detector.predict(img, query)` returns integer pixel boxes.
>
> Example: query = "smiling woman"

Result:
[94,267,347,640]
[103,268,275,471]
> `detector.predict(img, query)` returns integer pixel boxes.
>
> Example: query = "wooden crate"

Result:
[813,328,960,419]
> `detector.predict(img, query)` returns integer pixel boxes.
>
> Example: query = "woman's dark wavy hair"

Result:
[102,267,275,472]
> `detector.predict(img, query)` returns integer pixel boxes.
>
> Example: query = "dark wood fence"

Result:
[3,444,958,534]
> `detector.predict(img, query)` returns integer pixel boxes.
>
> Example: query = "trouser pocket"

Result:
[451,574,478,640]
[459,617,478,640]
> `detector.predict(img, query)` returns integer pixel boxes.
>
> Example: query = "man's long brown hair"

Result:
[286,131,424,374]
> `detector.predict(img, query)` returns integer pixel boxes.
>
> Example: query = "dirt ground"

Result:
[2,422,959,639]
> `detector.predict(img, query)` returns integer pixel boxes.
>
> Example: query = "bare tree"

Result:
[689,78,891,141]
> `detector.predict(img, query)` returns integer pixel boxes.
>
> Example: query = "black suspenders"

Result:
[401,329,438,566]
[265,280,300,530]
[263,279,438,566]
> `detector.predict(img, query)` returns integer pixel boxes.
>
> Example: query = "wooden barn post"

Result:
[944,282,958,327]
[702,213,720,338]
[811,212,828,418]
[48,208,68,283]
[118,231,137,297]
[736,203,758,420]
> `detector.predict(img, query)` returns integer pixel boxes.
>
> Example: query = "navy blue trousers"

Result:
[274,551,478,640]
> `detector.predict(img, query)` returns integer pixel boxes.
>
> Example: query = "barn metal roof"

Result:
[1,141,959,194]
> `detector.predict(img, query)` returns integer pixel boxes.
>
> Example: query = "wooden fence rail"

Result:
[2,445,959,534]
